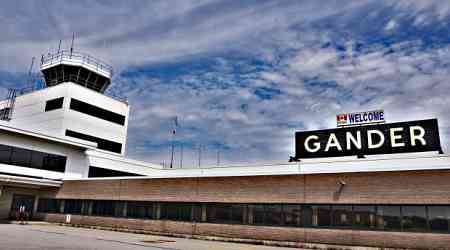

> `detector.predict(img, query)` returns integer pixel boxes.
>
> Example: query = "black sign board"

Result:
[295,119,442,159]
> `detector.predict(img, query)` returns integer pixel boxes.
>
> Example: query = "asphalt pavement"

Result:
[0,223,298,250]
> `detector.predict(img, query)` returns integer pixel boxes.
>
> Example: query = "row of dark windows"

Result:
[65,130,122,154]
[69,98,125,125]
[88,166,143,178]
[0,144,66,172]
[44,98,125,126]
[37,199,450,234]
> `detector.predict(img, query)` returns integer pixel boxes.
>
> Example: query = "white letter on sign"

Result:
[390,127,405,147]
[346,131,362,150]
[304,135,321,152]
[325,133,342,152]
[367,130,385,149]
[410,126,426,146]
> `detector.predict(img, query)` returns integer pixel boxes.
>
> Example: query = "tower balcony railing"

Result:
[40,50,114,78]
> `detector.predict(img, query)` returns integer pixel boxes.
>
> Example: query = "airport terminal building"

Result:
[1,51,450,249]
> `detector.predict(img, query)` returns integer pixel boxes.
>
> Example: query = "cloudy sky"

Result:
[1,0,450,167]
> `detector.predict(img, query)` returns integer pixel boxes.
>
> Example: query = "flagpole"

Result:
[170,129,175,168]
[169,116,178,169]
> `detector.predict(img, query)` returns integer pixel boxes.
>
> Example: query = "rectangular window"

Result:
[0,144,66,173]
[70,98,125,125]
[10,147,31,167]
[265,204,283,226]
[312,205,331,227]
[0,145,11,163]
[332,205,353,228]
[302,205,313,227]
[377,205,402,231]
[160,203,192,221]
[207,203,231,223]
[66,130,122,154]
[428,206,449,233]
[37,199,61,213]
[64,200,83,214]
[92,200,116,217]
[251,205,265,225]
[283,204,301,227]
[127,201,153,219]
[353,205,376,229]
[230,204,245,224]
[402,206,428,232]
[45,97,64,112]
[88,166,142,178]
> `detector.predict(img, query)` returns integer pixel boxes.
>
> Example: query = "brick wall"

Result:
[43,169,450,249]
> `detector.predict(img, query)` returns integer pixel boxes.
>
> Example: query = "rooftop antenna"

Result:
[70,32,75,58]
[57,39,62,53]
[27,57,35,90]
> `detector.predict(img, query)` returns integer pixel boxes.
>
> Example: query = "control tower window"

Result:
[45,97,64,112]
[69,98,125,125]
[65,129,122,154]
[0,144,66,172]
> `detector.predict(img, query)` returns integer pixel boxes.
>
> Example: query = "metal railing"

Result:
[40,50,114,77]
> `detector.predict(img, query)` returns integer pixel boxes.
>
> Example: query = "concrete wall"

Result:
[0,130,89,179]
[2,82,129,155]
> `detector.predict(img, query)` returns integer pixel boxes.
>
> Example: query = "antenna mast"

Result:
[27,57,35,90]
[57,39,62,53]
[70,32,75,57]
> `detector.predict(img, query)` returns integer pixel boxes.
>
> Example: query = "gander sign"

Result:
[295,119,442,159]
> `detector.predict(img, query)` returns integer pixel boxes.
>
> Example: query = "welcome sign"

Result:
[337,110,385,127]
[295,119,442,159]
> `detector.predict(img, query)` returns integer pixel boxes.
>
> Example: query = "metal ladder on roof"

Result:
[0,88,17,121]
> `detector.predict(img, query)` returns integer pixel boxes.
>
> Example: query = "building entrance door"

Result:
[10,194,35,220]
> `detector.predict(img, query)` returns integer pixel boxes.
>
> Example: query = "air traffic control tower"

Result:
[40,50,113,92]
[0,50,129,155]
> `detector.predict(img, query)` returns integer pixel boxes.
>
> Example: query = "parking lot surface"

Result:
[0,223,298,250]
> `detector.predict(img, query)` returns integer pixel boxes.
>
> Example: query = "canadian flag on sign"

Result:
[337,114,347,122]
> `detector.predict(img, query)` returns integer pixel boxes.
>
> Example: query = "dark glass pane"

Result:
[230,204,244,224]
[353,205,376,229]
[42,154,66,172]
[207,204,231,223]
[37,199,60,213]
[64,200,82,214]
[10,147,31,167]
[377,205,401,231]
[428,206,449,233]
[92,200,115,217]
[127,202,147,219]
[178,203,192,221]
[30,152,45,169]
[45,97,64,112]
[251,205,265,225]
[302,205,313,227]
[332,205,353,228]
[81,201,91,215]
[70,98,125,125]
[114,201,126,217]
[402,206,428,232]
[192,204,202,222]
[283,205,301,227]
[0,144,11,164]
[161,203,179,220]
[265,204,283,226]
[312,205,331,227]
[66,130,122,154]
[89,166,142,178]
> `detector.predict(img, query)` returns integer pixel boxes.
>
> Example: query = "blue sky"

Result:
[1,0,450,166]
